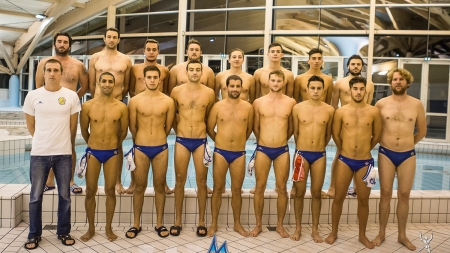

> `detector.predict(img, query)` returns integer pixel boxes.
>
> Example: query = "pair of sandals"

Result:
[125,226,170,239]
[169,225,207,237]
[24,234,75,250]
[43,184,83,194]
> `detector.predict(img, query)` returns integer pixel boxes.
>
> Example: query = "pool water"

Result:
[1,136,449,190]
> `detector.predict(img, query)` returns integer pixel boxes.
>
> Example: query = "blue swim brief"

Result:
[295,150,326,165]
[176,136,206,152]
[214,147,246,164]
[379,145,415,167]
[338,154,374,172]
[256,144,289,161]
[86,147,118,163]
[134,144,168,159]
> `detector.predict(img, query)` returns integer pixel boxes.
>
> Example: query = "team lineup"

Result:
[22,28,427,251]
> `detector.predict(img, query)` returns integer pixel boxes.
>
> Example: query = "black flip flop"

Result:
[169,225,182,236]
[196,226,207,237]
[155,226,169,238]
[24,236,41,250]
[57,234,75,246]
[125,227,142,239]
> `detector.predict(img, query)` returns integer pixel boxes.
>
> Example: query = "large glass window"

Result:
[402,63,422,99]
[427,64,449,113]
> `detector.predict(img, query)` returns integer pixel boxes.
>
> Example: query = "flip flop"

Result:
[125,227,142,239]
[196,226,207,237]
[155,226,169,238]
[57,234,75,246]
[70,184,82,194]
[24,236,41,250]
[169,225,182,236]
[44,185,55,192]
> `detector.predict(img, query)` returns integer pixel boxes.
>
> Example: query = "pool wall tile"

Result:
[430,199,439,213]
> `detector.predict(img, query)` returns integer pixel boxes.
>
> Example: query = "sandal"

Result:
[44,185,55,192]
[125,227,142,239]
[196,226,207,237]
[24,236,41,250]
[155,226,169,238]
[169,225,182,236]
[70,184,82,194]
[57,234,75,246]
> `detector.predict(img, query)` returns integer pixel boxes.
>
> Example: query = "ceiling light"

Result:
[35,14,47,19]
[378,71,388,75]
[210,38,215,42]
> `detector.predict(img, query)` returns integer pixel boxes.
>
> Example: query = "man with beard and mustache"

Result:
[293,48,333,104]
[327,55,374,198]
[169,60,215,237]
[168,39,215,95]
[79,72,129,242]
[126,65,175,239]
[206,75,254,237]
[325,77,381,249]
[129,39,170,97]
[215,48,255,103]
[126,39,173,195]
[249,70,296,238]
[372,68,426,251]
[89,27,132,194]
[36,32,88,195]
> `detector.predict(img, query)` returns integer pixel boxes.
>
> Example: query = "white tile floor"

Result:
[1,222,449,252]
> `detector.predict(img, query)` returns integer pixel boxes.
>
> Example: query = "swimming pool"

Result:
[0,135,449,190]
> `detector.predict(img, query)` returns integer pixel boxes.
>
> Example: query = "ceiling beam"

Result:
[39,0,85,9]
[0,39,15,73]
[0,10,35,19]
[0,26,28,33]
[0,64,12,75]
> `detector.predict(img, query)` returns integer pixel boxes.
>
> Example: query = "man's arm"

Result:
[35,60,46,88]
[79,104,90,144]
[414,101,427,144]
[88,55,98,97]
[370,107,382,150]
[129,66,137,98]
[206,103,218,141]
[214,73,222,102]
[206,67,216,91]
[248,76,256,104]
[331,109,343,150]
[286,73,294,98]
[170,89,178,133]
[119,105,129,143]
[365,81,375,105]
[287,104,294,140]
[165,98,176,136]
[162,67,170,95]
[254,70,261,99]
[293,76,301,103]
[121,57,132,99]
[76,64,89,98]
[70,112,79,147]
[128,99,137,140]
[331,81,340,109]
[292,106,299,143]
[253,100,260,142]
[25,114,35,136]
[325,77,333,105]
[168,66,178,95]
[205,89,216,123]
[325,108,335,145]
[246,104,254,139]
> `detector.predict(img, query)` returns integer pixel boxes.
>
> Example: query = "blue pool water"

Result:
[1,135,449,190]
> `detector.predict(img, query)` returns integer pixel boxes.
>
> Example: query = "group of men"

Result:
[23,27,426,252]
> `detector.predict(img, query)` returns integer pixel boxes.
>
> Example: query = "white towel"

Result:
[247,150,256,176]
[76,153,87,178]
[203,141,212,167]
[124,147,136,171]
[362,163,376,188]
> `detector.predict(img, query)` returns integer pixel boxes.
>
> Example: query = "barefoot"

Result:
[372,233,385,246]
[327,189,335,198]
[165,184,174,195]
[289,228,301,241]
[80,229,95,242]
[249,186,256,194]
[398,236,416,251]
[276,225,290,238]
[325,233,337,244]
[311,230,323,243]
[321,191,328,199]
[116,183,125,194]
[207,224,217,237]
[125,183,135,194]
[207,187,213,194]
[359,235,375,249]
[106,229,118,242]
[248,226,262,237]
[233,224,249,237]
